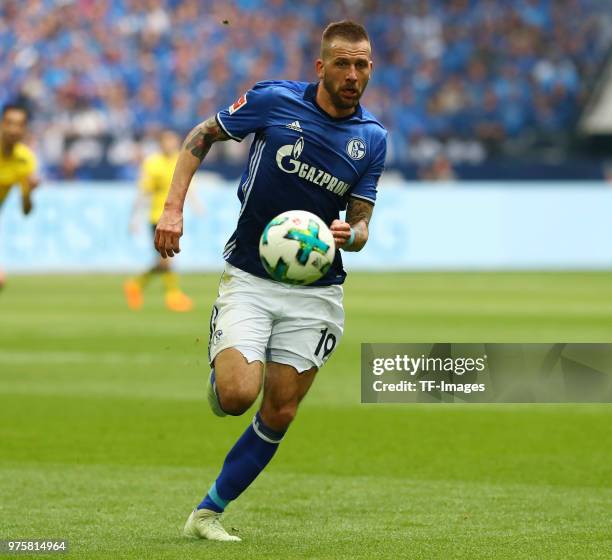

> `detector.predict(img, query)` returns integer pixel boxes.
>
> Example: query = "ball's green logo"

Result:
[284,219,330,265]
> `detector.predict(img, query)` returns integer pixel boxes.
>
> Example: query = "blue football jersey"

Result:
[216,80,387,286]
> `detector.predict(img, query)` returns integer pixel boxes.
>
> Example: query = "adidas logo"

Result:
[286,120,303,132]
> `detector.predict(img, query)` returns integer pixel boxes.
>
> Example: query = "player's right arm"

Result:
[156,82,276,257]
[155,116,229,258]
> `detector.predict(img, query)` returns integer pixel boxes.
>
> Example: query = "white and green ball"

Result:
[259,210,336,285]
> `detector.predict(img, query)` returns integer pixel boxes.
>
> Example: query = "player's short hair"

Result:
[321,20,370,59]
[2,103,30,122]
[159,128,179,139]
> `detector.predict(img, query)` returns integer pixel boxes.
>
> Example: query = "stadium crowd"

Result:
[1,0,611,179]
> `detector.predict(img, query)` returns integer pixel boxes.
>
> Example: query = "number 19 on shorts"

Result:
[315,327,337,362]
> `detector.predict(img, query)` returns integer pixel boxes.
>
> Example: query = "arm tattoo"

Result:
[184,116,230,161]
[344,197,374,251]
[346,197,373,227]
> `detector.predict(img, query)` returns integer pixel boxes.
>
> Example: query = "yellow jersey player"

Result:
[124,130,194,312]
[0,104,39,290]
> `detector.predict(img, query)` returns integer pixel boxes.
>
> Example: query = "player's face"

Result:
[159,131,180,155]
[1,109,27,146]
[317,39,372,112]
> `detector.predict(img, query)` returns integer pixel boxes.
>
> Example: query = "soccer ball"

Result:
[259,210,336,285]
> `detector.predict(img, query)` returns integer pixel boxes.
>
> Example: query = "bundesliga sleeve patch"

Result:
[228,93,247,115]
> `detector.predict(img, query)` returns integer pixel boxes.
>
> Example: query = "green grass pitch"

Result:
[1,272,611,559]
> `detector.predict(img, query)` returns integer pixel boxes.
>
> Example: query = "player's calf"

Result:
[258,362,318,430]
[259,400,298,432]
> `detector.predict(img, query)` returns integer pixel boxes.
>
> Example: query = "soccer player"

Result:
[155,21,386,541]
[124,129,194,312]
[0,104,39,290]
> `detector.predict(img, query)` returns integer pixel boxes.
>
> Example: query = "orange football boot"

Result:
[165,290,194,312]
[124,279,144,310]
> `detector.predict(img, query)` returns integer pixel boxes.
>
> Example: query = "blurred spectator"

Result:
[418,154,457,182]
[1,0,611,179]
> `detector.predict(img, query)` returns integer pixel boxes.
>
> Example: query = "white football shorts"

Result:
[208,262,344,373]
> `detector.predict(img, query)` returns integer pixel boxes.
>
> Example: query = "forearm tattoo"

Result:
[184,116,229,161]
[344,197,374,250]
[346,197,373,228]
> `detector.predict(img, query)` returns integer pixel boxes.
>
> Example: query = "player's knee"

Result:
[216,385,258,416]
[212,350,263,415]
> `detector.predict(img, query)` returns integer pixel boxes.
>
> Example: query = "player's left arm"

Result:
[330,196,373,252]
[331,130,386,251]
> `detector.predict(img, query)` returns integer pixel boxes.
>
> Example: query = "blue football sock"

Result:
[197,411,286,512]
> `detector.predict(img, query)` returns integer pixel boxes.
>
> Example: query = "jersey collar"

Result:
[304,82,363,122]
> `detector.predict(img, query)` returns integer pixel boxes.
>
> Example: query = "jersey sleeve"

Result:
[350,131,387,205]
[216,82,278,142]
